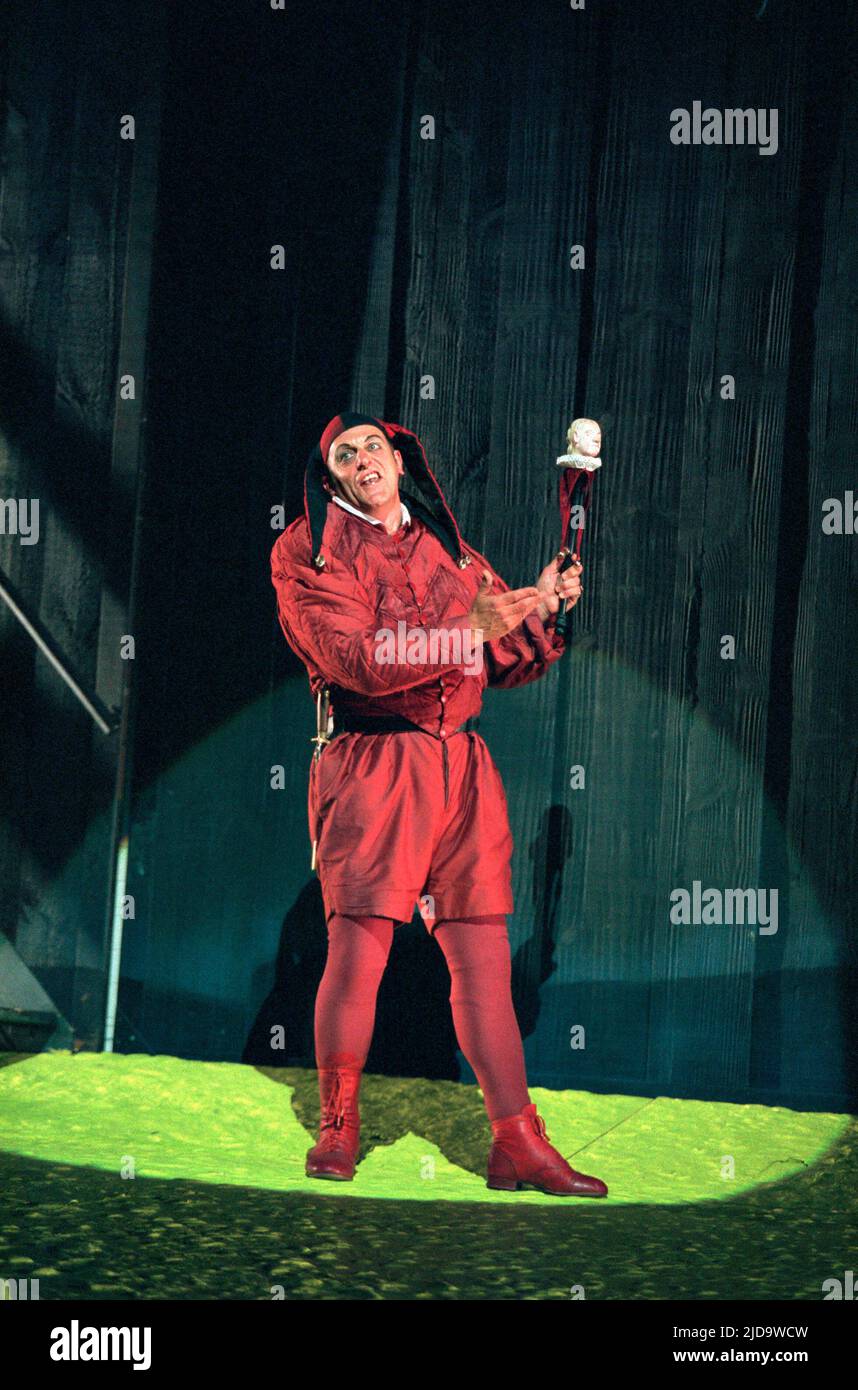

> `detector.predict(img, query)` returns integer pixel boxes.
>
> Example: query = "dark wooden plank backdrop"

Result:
[1,0,855,1108]
[0,0,143,1043]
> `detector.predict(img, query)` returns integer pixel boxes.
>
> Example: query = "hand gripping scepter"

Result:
[554,417,603,641]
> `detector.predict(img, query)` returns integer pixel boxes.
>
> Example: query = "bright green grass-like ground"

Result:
[1,1052,856,1299]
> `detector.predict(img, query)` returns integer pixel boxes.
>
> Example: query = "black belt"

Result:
[333,713,471,735]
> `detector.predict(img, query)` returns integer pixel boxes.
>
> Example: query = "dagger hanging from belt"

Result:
[310,685,332,872]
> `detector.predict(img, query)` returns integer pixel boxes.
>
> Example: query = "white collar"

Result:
[556,452,602,472]
[331,493,411,531]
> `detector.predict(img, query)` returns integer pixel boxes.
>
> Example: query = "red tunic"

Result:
[270,467,565,928]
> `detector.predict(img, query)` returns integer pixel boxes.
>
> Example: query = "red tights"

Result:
[314,912,531,1122]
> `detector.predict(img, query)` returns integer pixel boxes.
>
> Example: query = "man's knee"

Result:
[433,917,513,984]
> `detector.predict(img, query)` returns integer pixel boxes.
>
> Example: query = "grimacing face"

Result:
[324,426,405,519]
[571,419,601,457]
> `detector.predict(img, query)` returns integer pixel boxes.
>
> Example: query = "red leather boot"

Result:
[305,1065,362,1180]
[487,1101,608,1197]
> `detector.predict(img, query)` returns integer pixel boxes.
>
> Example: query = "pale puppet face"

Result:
[324,426,405,521]
[570,418,602,457]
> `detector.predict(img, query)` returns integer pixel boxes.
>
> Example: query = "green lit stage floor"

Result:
[1,1052,856,1299]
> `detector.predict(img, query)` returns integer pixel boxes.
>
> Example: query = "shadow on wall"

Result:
[26,642,847,1110]
[243,878,463,1082]
[242,805,569,1083]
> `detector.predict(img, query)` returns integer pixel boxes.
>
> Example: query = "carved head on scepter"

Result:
[556,417,603,471]
[567,418,601,459]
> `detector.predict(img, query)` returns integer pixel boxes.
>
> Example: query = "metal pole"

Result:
[99,2,165,1052]
[0,569,118,734]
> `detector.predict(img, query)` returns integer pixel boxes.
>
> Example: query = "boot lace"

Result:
[321,1072,345,1131]
[531,1111,549,1141]
[319,1071,359,1135]
[530,1110,584,1167]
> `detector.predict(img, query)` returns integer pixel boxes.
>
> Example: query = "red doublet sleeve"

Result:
[485,608,566,688]
[467,552,566,690]
[271,530,473,697]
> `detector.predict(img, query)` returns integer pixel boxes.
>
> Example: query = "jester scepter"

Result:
[554,417,603,640]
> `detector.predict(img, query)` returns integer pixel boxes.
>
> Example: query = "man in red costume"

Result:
[270,411,607,1198]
